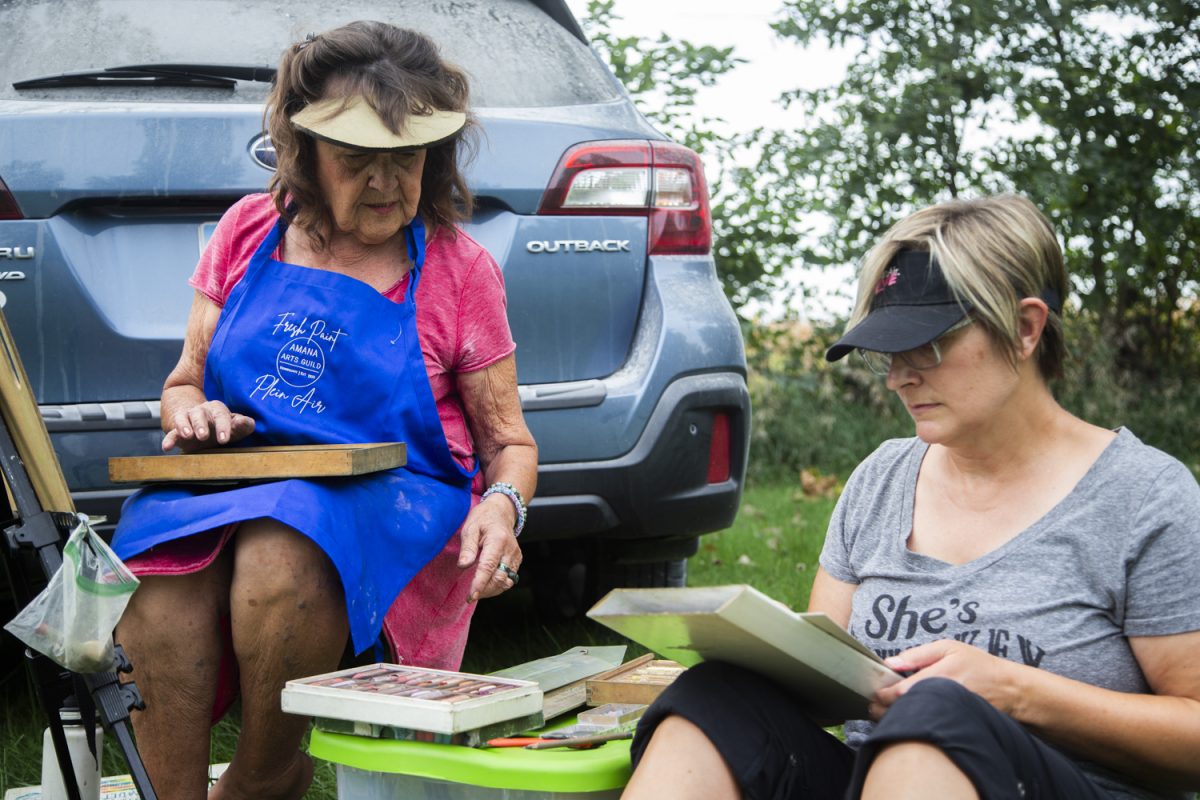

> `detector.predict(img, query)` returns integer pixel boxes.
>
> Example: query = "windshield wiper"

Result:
[120,64,276,83]
[13,63,275,91]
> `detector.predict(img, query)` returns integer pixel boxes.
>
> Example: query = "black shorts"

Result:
[630,662,1115,800]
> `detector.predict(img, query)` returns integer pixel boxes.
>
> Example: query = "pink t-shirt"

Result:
[190,193,515,478]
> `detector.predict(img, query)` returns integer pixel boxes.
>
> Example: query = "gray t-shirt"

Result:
[820,428,1200,800]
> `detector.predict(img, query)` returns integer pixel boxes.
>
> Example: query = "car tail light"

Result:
[538,140,711,255]
[0,176,22,220]
[706,412,731,484]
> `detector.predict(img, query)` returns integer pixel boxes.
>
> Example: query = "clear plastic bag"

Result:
[4,514,139,673]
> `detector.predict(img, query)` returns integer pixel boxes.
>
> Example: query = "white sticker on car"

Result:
[198,222,220,256]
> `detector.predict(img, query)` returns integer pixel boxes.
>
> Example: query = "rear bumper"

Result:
[53,371,751,541]
[524,371,750,542]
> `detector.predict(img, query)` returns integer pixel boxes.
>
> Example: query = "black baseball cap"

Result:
[825,250,970,362]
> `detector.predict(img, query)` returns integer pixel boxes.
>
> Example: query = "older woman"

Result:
[111,22,536,800]
[622,195,1200,800]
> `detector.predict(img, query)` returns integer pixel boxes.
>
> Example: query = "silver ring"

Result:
[497,562,519,585]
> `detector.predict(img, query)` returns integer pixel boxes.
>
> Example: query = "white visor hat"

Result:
[290,95,466,151]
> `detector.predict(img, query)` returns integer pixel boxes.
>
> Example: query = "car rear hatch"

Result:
[0,0,663,495]
[0,102,658,397]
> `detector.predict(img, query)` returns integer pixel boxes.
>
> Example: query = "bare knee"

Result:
[862,741,978,800]
[229,520,347,674]
[120,565,228,646]
[624,715,741,800]
[232,520,343,611]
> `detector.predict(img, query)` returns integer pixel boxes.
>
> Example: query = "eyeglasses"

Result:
[857,317,973,376]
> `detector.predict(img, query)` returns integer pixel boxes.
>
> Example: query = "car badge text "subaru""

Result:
[526,239,631,254]
[0,246,34,264]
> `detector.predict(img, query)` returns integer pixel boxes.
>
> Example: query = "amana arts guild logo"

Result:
[276,336,325,387]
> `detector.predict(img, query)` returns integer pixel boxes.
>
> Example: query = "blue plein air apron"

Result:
[112,214,476,652]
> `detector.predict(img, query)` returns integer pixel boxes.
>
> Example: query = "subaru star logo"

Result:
[249,133,277,171]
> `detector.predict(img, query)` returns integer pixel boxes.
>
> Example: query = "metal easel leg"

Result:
[1,415,158,799]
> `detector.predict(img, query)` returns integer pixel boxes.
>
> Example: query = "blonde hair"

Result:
[848,195,1069,379]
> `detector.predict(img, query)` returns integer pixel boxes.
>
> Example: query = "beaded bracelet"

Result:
[482,481,527,538]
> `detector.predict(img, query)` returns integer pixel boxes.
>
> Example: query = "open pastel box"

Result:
[281,663,543,735]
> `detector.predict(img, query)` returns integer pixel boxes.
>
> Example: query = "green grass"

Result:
[689,482,837,612]
[0,482,823,798]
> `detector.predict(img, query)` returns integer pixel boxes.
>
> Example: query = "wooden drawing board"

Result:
[109,442,407,483]
[0,310,75,512]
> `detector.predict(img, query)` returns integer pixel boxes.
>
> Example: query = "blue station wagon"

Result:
[0,0,750,611]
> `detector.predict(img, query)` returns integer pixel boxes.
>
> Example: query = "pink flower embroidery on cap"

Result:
[875,267,899,295]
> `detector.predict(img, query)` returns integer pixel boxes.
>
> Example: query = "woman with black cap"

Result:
[622,195,1200,800]
[110,22,536,799]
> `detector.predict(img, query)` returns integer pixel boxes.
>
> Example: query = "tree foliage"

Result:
[578,0,1199,371]
[577,2,790,307]
[578,0,744,153]
[764,0,1200,371]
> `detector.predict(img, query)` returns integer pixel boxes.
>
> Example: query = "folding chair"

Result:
[0,308,157,799]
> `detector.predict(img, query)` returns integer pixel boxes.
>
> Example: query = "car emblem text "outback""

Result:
[526,239,631,254]
[0,246,34,260]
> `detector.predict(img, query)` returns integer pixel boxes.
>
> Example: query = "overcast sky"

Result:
[563,0,850,139]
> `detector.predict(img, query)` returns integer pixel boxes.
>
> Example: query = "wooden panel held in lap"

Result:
[108,442,407,483]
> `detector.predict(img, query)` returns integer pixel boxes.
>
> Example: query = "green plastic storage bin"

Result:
[310,727,632,800]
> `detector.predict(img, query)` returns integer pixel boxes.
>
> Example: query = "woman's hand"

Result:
[160,292,257,453]
[162,400,255,452]
[869,639,1027,721]
[458,493,522,602]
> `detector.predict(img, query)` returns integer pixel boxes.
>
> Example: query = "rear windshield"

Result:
[0,0,620,107]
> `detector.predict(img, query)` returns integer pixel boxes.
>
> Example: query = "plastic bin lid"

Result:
[309,729,633,792]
